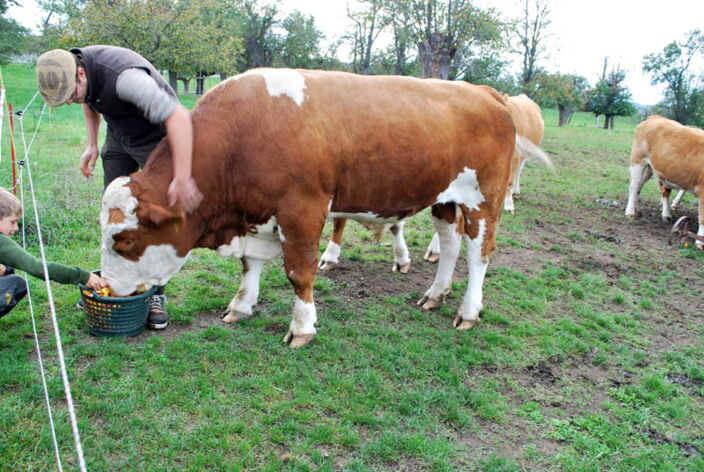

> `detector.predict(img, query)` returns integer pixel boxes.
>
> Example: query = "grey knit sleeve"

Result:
[115,68,179,124]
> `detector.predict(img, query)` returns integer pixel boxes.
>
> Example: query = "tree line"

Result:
[2,0,703,127]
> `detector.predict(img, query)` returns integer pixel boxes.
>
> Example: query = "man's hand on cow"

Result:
[79,145,99,178]
[168,177,203,213]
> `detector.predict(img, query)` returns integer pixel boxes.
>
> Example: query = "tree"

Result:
[583,67,636,129]
[276,11,324,69]
[642,29,704,125]
[347,0,386,74]
[0,0,29,65]
[511,0,551,94]
[533,72,588,126]
[60,0,242,93]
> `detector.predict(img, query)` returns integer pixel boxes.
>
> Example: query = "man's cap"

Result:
[36,49,76,107]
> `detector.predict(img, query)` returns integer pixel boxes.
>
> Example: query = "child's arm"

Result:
[0,234,95,286]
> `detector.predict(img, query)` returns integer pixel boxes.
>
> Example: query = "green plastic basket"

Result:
[79,272,157,337]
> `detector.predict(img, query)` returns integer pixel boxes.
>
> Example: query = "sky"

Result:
[9,0,704,105]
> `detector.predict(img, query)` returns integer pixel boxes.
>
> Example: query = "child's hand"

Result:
[0,264,5,276]
[85,273,107,291]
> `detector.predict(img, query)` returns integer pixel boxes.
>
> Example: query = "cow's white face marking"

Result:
[216,217,283,261]
[435,167,485,210]
[100,177,189,295]
[235,69,307,106]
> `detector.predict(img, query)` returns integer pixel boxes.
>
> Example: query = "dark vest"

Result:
[71,45,176,147]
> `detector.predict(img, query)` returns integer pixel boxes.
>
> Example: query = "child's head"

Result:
[0,188,22,237]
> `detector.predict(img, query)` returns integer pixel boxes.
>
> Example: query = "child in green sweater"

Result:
[0,188,105,317]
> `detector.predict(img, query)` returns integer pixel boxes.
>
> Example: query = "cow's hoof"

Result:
[453,314,478,330]
[393,262,411,274]
[283,331,315,348]
[319,261,337,271]
[424,252,440,263]
[625,213,637,220]
[417,293,444,310]
[222,311,252,323]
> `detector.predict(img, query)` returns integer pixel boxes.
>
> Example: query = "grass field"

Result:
[1,62,703,471]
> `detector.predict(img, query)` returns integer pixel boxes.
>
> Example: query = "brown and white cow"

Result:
[625,114,704,249]
[320,93,548,270]
[100,69,515,347]
[502,93,546,213]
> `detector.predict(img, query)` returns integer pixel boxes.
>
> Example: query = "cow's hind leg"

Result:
[659,182,673,222]
[696,188,704,250]
[625,161,653,218]
[423,232,441,263]
[390,221,411,273]
[454,207,500,330]
[418,204,461,310]
[223,257,265,323]
[671,189,686,210]
[320,218,347,271]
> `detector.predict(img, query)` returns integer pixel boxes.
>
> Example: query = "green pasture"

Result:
[1,63,702,471]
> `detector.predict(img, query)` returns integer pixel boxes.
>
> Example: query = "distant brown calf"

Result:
[625,115,704,249]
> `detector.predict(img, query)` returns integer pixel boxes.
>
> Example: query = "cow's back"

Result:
[190,70,515,219]
[632,115,704,190]
[506,94,544,145]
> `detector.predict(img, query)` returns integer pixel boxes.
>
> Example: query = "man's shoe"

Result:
[147,294,168,330]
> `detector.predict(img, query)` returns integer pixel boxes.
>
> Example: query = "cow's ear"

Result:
[139,202,185,228]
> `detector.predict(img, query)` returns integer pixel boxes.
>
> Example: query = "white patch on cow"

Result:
[100,177,189,295]
[435,167,485,210]
[459,219,488,321]
[278,225,286,243]
[328,212,401,224]
[227,257,266,316]
[216,217,283,261]
[422,220,461,301]
[391,222,410,267]
[235,69,307,106]
[697,225,704,250]
[320,240,341,265]
[102,244,189,296]
[290,297,317,336]
[100,177,139,234]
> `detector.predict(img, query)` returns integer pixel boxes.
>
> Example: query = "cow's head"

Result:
[100,177,190,295]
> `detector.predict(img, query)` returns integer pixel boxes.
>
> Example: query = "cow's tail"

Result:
[515,134,552,168]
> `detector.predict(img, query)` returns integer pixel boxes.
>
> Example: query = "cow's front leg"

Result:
[222,257,265,323]
[279,207,326,348]
[423,232,440,263]
[625,162,652,218]
[418,208,461,310]
[390,222,411,273]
